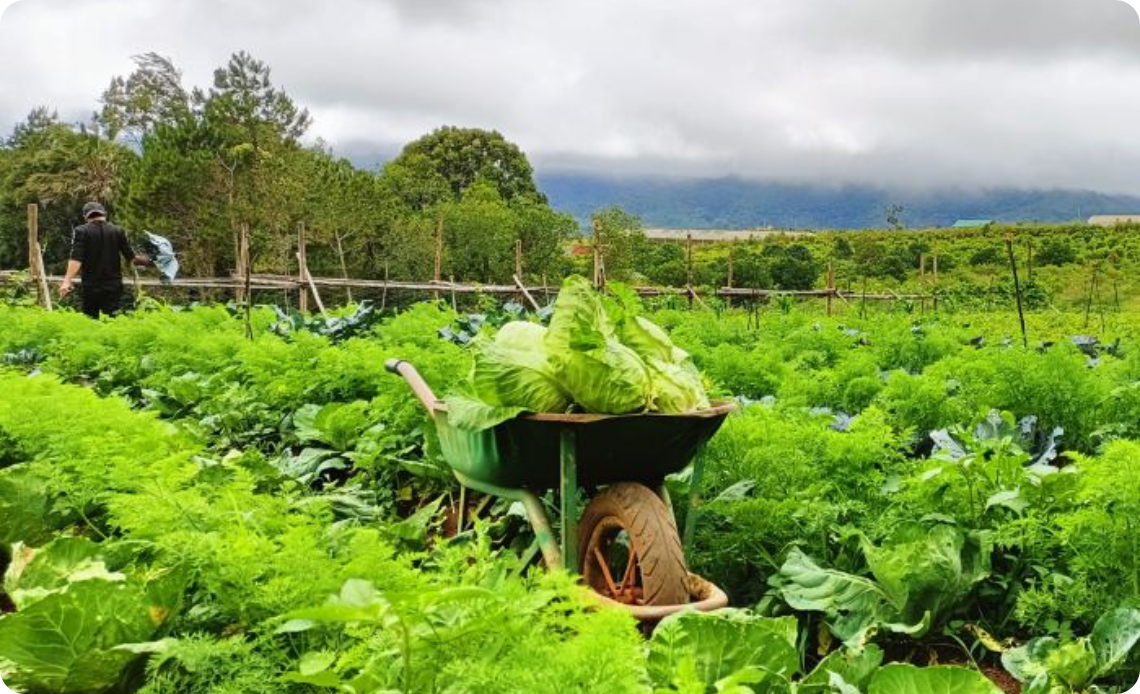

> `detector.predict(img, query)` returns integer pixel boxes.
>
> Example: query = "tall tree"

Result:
[391,126,543,205]
[197,51,311,145]
[591,206,647,281]
[440,181,518,283]
[121,52,314,276]
[99,53,190,142]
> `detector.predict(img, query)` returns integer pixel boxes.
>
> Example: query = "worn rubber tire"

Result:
[577,482,690,607]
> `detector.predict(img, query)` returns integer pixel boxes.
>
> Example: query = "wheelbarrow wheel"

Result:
[577,482,689,607]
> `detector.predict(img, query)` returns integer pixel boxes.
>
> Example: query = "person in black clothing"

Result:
[59,202,152,318]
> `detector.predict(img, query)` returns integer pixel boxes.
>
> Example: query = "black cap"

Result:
[82,202,107,220]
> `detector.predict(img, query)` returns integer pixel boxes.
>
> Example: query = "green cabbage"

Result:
[447,276,712,425]
[618,305,708,412]
[470,321,570,414]
[620,315,676,363]
[648,358,710,414]
[556,338,652,414]
[545,275,613,353]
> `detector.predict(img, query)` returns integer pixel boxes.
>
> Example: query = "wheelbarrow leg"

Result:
[520,490,563,571]
[560,429,578,574]
[450,471,562,570]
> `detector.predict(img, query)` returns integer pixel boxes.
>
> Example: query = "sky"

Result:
[1,0,1139,193]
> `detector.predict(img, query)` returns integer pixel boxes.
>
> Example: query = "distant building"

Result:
[951,219,994,229]
[643,228,806,243]
[1088,215,1140,227]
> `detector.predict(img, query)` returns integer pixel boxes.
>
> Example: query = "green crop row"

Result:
[6,300,1140,691]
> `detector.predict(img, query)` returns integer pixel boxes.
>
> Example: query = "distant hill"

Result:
[536,173,1140,230]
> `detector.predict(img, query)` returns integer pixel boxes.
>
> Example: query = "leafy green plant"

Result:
[647,610,800,692]
[777,523,990,646]
[866,663,1001,694]
[1002,608,1140,693]
[0,537,183,694]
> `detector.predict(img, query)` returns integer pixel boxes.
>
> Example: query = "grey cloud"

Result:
[789,0,1140,60]
[1,0,1139,193]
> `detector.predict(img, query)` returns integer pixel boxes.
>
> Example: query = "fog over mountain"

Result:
[536,174,1140,230]
[2,0,1139,198]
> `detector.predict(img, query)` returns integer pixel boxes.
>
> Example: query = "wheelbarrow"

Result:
[386,358,735,620]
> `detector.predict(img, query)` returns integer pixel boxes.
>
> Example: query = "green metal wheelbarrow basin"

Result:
[434,402,736,491]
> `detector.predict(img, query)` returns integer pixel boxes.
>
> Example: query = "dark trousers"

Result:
[81,283,123,318]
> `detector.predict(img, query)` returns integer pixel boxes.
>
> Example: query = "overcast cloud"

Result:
[1,0,1138,192]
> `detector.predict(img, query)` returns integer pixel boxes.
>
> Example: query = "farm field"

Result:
[3,295,1140,694]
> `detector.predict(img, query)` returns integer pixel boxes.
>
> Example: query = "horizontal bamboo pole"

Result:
[0,271,931,303]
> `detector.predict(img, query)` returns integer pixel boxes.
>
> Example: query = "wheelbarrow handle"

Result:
[385,358,443,414]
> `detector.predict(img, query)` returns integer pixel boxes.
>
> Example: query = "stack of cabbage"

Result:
[446,276,709,431]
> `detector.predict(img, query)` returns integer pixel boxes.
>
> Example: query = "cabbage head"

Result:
[620,315,674,362]
[648,358,710,414]
[556,338,652,414]
[470,321,570,413]
[545,275,613,353]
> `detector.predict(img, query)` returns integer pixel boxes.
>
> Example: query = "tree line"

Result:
[0,51,599,286]
[0,50,857,295]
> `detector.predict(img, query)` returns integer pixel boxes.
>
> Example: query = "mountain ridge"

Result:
[537,173,1140,230]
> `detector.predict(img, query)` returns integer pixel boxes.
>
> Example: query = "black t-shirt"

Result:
[69,221,135,286]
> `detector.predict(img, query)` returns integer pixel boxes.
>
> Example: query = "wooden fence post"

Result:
[919,253,927,314]
[826,262,835,317]
[726,241,735,308]
[297,222,309,313]
[932,255,939,312]
[240,223,252,339]
[434,212,444,301]
[27,203,51,310]
[686,233,694,309]
[592,218,602,289]
[381,261,389,311]
[515,239,524,304]
[26,203,36,286]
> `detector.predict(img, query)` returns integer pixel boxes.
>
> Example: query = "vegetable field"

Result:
[3,292,1140,694]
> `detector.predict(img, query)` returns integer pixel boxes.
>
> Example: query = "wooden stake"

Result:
[920,253,928,314]
[515,238,524,304]
[513,274,541,311]
[297,222,309,313]
[381,261,389,311]
[726,241,735,308]
[334,230,353,303]
[591,218,602,289]
[826,262,835,316]
[686,233,694,309]
[33,245,52,311]
[1005,231,1028,348]
[434,212,444,301]
[240,223,252,340]
[27,204,50,310]
[298,252,327,316]
[235,223,249,305]
[932,255,940,312]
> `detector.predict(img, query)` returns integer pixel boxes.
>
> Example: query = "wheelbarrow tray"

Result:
[434,401,735,490]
